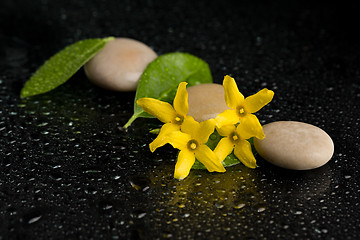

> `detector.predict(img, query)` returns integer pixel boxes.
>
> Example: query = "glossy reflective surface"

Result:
[0,1,359,239]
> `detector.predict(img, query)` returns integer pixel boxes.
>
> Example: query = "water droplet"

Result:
[215,202,224,209]
[50,164,62,169]
[49,174,62,181]
[28,215,42,224]
[23,210,43,225]
[7,207,17,216]
[131,210,146,219]
[37,122,48,127]
[162,231,173,238]
[98,200,113,211]
[129,176,150,192]
[233,203,246,209]
[85,169,102,173]
[257,207,266,212]
[84,188,98,195]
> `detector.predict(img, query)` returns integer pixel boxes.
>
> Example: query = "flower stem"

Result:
[123,113,138,128]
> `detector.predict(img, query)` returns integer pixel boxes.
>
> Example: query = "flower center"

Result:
[187,139,199,151]
[237,106,246,117]
[230,132,240,143]
[173,114,184,125]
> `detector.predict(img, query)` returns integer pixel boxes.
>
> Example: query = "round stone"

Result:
[84,38,157,91]
[187,83,230,122]
[254,121,334,170]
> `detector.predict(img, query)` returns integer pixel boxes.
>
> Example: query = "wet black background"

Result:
[0,0,359,239]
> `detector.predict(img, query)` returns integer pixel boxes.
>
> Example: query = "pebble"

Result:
[254,121,334,170]
[187,83,230,122]
[84,38,157,91]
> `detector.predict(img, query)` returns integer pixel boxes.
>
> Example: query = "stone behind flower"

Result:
[254,121,334,170]
[84,38,157,91]
[187,83,230,122]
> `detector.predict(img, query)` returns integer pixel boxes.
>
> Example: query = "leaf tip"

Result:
[20,88,30,99]
[104,36,115,43]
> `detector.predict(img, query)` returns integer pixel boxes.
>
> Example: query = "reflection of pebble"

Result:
[254,121,334,170]
[84,38,157,91]
[187,84,230,122]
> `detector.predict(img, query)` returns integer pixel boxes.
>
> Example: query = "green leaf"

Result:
[149,128,160,134]
[123,52,213,128]
[20,37,114,98]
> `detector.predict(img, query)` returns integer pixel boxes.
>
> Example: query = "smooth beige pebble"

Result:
[187,84,230,122]
[254,121,334,170]
[84,38,157,91]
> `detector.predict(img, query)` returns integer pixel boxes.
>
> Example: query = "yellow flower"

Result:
[137,82,189,152]
[214,123,257,168]
[166,116,226,179]
[215,75,274,139]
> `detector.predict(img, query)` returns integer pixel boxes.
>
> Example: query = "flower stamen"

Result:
[230,132,240,143]
[187,139,198,151]
[173,115,184,125]
[238,106,246,116]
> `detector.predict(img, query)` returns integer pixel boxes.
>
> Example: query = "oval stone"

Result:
[254,121,334,170]
[187,84,230,122]
[84,38,157,91]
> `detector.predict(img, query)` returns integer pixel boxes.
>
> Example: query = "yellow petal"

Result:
[173,82,189,117]
[235,122,254,140]
[244,88,274,113]
[216,124,236,137]
[180,116,199,135]
[166,130,192,151]
[174,149,195,180]
[234,139,257,168]
[137,98,176,123]
[181,117,215,143]
[214,137,234,162]
[215,109,239,129]
[196,119,216,143]
[149,123,180,152]
[239,114,265,139]
[223,75,244,109]
[195,145,226,173]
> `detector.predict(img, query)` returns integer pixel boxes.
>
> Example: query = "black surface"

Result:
[0,0,360,239]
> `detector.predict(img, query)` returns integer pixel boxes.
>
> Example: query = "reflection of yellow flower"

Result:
[215,75,274,139]
[214,123,257,168]
[137,82,189,152]
[166,116,226,179]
